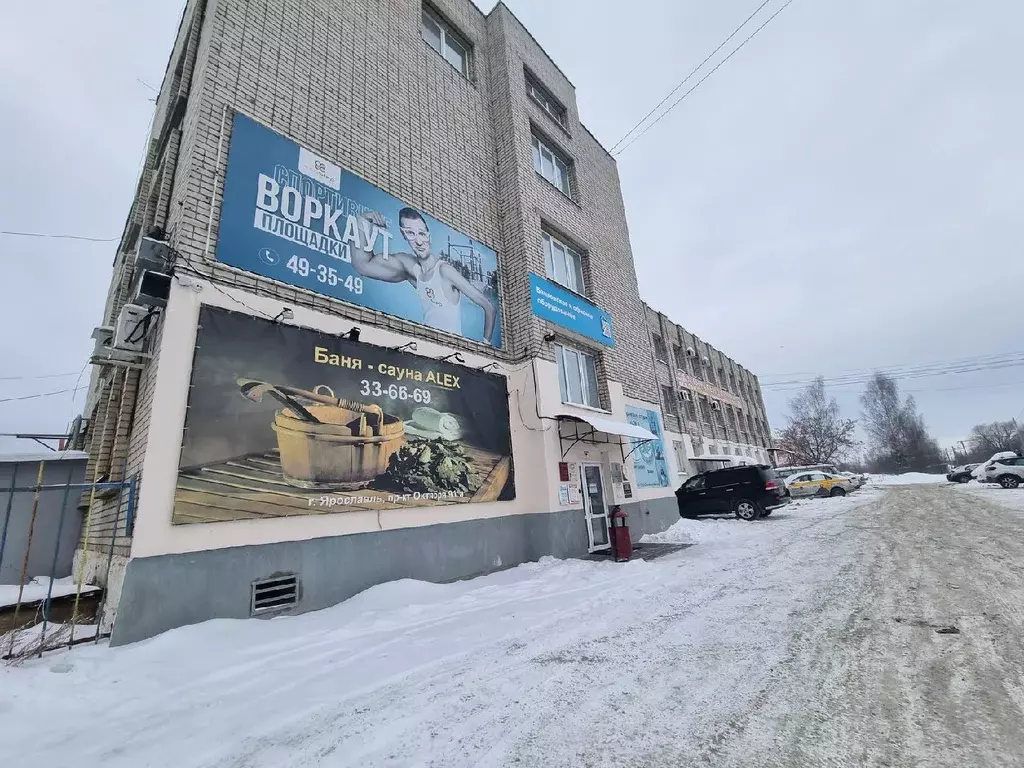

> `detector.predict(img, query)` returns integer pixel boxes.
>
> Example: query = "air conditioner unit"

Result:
[114,304,150,352]
[679,391,691,402]
[701,355,711,366]
[711,400,722,411]
[130,237,173,308]
[685,347,696,357]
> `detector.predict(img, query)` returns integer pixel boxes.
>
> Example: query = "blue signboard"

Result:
[216,113,503,347]
[528,273,614,346]
[625,405,670,488]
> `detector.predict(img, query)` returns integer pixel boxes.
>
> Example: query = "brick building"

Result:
[643,303,775,478]
[80,0,689,645]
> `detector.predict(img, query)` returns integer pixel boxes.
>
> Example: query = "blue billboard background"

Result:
[528,273,614,346]
[216,113,503,347]
[625,405,670,488]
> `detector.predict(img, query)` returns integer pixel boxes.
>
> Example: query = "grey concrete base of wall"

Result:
[111,496,679,646]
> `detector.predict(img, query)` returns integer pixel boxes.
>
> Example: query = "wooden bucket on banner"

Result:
[239,380,406,488]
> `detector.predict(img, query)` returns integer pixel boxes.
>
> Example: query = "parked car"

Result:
[784,471,854,498]
[972,452,1021,482]
[775,464,839,481]
[676,465,789,521]
[979,455,1024,488]
[946,463,980,483]
[839,471,865,488]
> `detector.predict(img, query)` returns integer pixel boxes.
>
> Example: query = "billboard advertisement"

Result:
[625,405,670,488]
[172,307,515,525]
[216,113,503,347]
[528,273,614,346]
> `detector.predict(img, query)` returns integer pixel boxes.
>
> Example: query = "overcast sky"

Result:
[2,0,1022,456]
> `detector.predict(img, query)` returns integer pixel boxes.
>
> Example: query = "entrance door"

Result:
[581,463,610,552]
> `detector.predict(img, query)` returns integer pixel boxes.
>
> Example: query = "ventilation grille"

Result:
[251,574,299,614]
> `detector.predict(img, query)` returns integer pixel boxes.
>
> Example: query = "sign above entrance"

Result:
[528,273,615,346]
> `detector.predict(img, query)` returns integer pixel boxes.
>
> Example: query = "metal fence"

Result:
[0,460,135,661]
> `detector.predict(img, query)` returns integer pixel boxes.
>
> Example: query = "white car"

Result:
[839,471,864,488]
[980,455,1024,488]
[972,452,1020,482]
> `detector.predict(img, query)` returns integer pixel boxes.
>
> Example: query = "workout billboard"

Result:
[172,306,515,524]
[216,112,503,347]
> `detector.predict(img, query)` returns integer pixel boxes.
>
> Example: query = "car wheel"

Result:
[830,487,847,497]
[999,475,1021,489]
[734,499,761,521]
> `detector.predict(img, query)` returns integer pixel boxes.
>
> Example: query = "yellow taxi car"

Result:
[784,471,854,498]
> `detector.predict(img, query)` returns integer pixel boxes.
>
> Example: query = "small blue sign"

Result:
[528,273,615,346]
[216,113,503,347]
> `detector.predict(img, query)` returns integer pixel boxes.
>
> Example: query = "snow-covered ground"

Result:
[1,488,886,767]
[867,472,948,485]
[950,481,1024,512]
[0,576,99,609]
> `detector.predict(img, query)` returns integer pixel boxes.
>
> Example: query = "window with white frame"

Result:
[673,440,688,476]
[555,344,600,408]
[422,5,470,77]
[526,74,567,127]
[542,230,585,294]
[531,134,572,196]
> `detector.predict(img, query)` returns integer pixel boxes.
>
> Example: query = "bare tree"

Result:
[860,372,943,472]
[969,420,1024,456]
[775,377,857,465]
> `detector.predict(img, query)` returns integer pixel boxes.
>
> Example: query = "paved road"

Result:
[714,484,1024,768]
[6,484,1024,767]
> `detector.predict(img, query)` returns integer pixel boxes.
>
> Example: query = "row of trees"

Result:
[953,420,1024,465]
[775,372,956,473]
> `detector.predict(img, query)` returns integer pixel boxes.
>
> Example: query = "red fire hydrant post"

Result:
[610,506,632,562]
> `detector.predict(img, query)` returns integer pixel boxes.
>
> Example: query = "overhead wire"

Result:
[0,230,118,242]
[613,0,796,156]
[608,0,775,153]
[0,386,88,404]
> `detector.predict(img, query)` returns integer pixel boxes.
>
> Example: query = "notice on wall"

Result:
[558,483,570,506]
[217,113,503,347]
[171,306,515,524]
[625,405,670,488]
[567,483,581,505]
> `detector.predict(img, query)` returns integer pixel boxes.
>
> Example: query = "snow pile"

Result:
[0,577,99,609]
[867,472,948,485]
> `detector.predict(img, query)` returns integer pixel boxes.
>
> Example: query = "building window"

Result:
[673,345,686,370]
[526,74,567,127]
[717,366,725,389]
[422,5,470,77]
[532,134,572,197]
[652,334,668,362]
[661,385,677,420]
[556,344,600,408]
[673,440,688,476]
[679,390,696,421]
[542,231,585,295]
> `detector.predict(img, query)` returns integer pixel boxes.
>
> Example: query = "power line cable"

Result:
[0,386,88,405]
[608,0,775,153]
[0,371,82,381]
[614,0,796,156]
[0,229,118,242]
[761,349,1024,381]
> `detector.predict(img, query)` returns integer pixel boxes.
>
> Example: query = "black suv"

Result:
[676,465,789,521]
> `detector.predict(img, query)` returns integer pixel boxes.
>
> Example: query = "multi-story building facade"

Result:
[78,0,683,645]
[643,303,775,479]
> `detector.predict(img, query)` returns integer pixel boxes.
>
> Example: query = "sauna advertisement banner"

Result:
[217,112,503,347]
[172,306,515,524]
